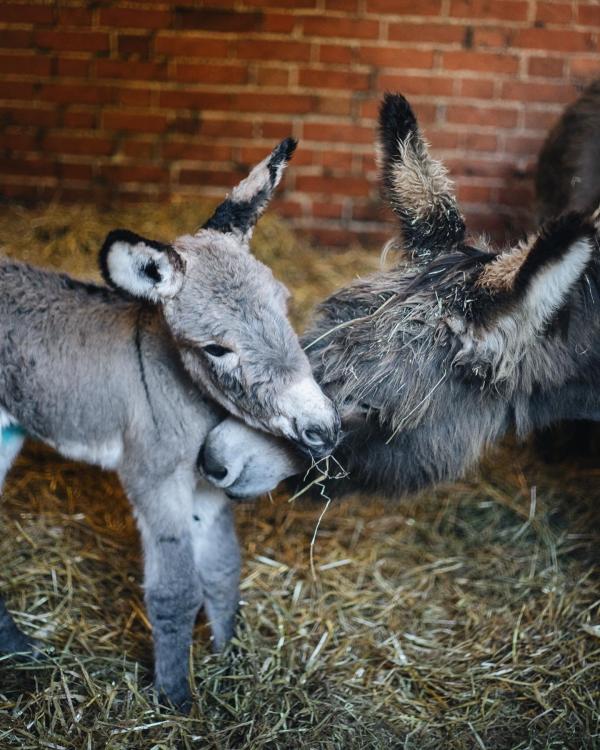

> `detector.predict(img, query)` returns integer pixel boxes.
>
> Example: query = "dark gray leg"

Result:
[192,485,241,652]
[0,596,36,654]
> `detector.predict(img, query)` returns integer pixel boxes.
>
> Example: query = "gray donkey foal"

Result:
[0,139,339,708]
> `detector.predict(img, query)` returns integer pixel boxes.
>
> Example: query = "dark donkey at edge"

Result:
[200,91,600,501]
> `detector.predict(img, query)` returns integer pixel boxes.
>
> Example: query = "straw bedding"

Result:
[0,204,598,749]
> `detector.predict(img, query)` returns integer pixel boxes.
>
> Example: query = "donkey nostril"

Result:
[302,427,326,447]
[198,444,229,482]
[210,465,228,481]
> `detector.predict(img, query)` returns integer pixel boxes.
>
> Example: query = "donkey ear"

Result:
[202,137,297,247]
[456,213,597,379]
[378,93,466,262]
[99,229,185,303]
[477,212,596,330]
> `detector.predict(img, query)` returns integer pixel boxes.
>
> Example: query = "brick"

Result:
[121,139,155,159]
[44,134,114,157]
[427,130,461,150]
[162,141,232,161]
[0,106,55,127]
[118,88,153,107]
[168,115,202,134]
[256,67,289,86]
[501,81,574,104]
[513,29,594,53]
[312,201,344,219]
[0,4,54,24]
[535,2,573,24]
[320,150,354,169]
[462,132,498,151]
[378,73,454,97]
[243,0,316,7]
[366,0,442,14]
[173,63,247,85]
[0,54,51,76]
[62,109,96,128]
[118,34,152,57]
[178,168,239,187]
[303,122,373,144]
[40,84,115,106]
[314,95,353,116]
[56,7,93,26]
[0,81,35,100]
[158,90,232,110]
[301,16,379,39]
[296,174,371,197]
[260,120,293,138]
[154,35,229,57]
[2,131,38,151]
[318,44,354,65]
[578,4,600,25]
[0,30,33,48]
[450,0,528,20]
[56,57,90,77]
[472,28,512,48]
[100,164,169,183]
[505,135,545,156]
[103,111,168,133]
[458,78,495,98]
[99,8,171,28]
[234,92,314,114]
[456,184,493,203]
[96,60,165,81]
[442,51,519,74]
[200,119,254,138]
[446,105,519,128]
[358,47,434,68]
[524,108,562,131]
[174,8,263,32]
[299,68,370,91]
[570,57,600,77]
[388,23,464,45]
[528,57,565,78]
[0,158,56,177]
[35,30,109,53]
[235,39,311,62]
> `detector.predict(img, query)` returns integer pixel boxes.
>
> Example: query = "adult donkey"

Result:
[0,139,339,709]
[199,93,600,501]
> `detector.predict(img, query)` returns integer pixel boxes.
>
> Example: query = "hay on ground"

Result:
[0,204,598,750]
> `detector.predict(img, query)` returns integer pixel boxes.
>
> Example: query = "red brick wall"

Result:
[1,1,599,247]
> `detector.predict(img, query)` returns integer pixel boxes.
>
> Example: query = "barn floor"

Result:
[0,205,598,750]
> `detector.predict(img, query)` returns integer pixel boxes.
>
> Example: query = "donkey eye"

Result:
[203,344,232,358]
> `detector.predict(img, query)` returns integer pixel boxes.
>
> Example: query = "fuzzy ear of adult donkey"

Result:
[0,139,340,709]
[200,92,600,501]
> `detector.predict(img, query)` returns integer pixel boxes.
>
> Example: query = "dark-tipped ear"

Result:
[455,212,597,381]
[100,229,184,302]
[202,137,297,246]
[378,93,465,262]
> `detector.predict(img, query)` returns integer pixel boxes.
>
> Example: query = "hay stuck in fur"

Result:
[0,204,598,749]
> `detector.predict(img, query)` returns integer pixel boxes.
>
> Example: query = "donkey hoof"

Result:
[157,680,193,714]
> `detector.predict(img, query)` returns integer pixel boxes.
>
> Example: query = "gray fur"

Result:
[201,94,600,503]
[0,141,339,710]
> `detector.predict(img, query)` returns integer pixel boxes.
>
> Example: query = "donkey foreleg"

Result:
[191,485,241,652]
[133,475,203,711]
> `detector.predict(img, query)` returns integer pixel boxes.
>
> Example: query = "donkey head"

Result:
[199,94,600,500]
[99,139,339,459]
